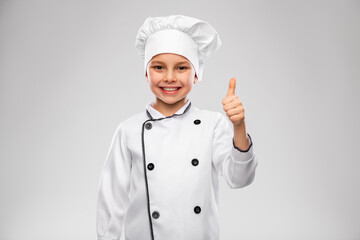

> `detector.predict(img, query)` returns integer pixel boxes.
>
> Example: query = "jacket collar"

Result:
[146,99,192,120]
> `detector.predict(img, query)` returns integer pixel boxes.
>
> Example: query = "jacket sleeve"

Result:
[96,123,131,240]
[212,112,258,189]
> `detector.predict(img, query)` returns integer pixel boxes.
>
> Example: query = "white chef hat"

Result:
[135,15,221,82]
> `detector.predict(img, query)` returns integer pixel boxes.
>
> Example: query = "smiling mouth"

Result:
[160,87,180,91]
[160,87,181,94]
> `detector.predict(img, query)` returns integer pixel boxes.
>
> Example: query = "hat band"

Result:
[144,29,199,78]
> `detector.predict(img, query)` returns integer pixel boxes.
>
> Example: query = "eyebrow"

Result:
[150,60,190,65]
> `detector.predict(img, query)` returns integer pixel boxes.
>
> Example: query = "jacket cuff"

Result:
[232,133,254,162]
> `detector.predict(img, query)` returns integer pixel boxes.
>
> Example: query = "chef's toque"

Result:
[135,15,222,82]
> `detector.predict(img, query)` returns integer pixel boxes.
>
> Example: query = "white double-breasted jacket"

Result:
[96,99,258,240]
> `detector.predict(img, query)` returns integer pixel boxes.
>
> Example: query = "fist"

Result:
[222,78,245,126]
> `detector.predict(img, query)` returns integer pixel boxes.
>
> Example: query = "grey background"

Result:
[0,0,359,239]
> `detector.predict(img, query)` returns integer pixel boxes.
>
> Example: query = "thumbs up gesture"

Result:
[222,78,245,126]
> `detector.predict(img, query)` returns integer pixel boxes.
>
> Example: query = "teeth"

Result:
[162,87,178,91]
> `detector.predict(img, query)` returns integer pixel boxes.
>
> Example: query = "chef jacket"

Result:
[96,98,258,240]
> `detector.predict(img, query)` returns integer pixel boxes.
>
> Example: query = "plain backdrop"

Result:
[0,0,359,239]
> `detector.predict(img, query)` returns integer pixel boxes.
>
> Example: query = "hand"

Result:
[222,78,245,127]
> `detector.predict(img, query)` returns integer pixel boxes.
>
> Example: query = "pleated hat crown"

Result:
[135,15,222,82]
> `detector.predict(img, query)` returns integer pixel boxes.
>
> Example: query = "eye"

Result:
[177,66,188,70]
[153,65,164,70]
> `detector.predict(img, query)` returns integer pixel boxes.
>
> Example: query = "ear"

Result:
[194,73,198,84]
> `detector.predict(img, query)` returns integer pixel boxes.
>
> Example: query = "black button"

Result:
[152,211,160,219]
[194,206,201,214]
[147,163,154,170]
[194,119,201,125]
[191,158,199,166]
[145,122,152,130]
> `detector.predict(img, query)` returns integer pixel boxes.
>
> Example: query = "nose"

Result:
[164,69,176,82]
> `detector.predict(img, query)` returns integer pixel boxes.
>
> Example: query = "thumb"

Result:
[226,78,236,96]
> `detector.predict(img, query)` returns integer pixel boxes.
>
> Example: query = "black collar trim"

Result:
[146,101,192,120]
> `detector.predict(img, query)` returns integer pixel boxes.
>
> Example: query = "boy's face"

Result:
[146,53,198,106]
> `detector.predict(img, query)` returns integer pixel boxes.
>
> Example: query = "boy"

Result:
[96,15,258,240]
